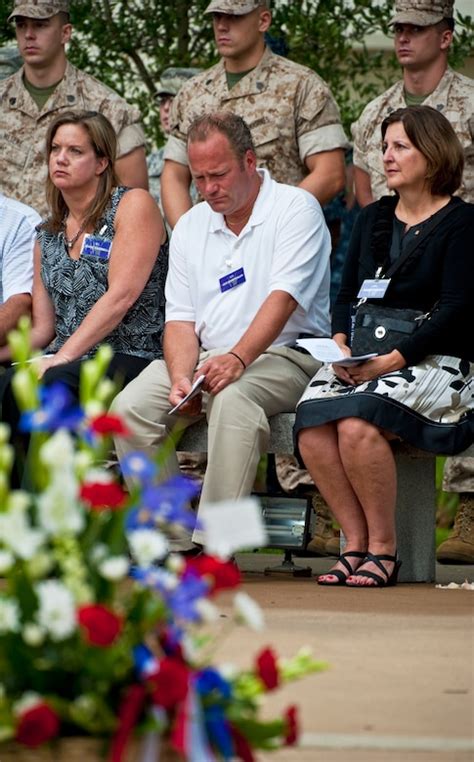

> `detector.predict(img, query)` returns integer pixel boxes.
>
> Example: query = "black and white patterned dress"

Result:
[39,186,168,360]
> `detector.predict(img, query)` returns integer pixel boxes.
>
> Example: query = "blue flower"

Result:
[131,564,210,625]
[195,668,232,701]
[126,474,202,533]
[165,574,210,623]
[20,382,85,433]
[121,451,157,485]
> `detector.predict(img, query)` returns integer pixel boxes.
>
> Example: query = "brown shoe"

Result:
[306,493,339,557]
[436,495,474,564]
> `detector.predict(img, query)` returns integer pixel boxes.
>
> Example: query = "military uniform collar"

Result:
[203,46,276,97]
[6,60,79,117]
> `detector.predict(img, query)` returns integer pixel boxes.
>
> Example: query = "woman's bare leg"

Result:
[337,418,397,586]
[298,423,368,582]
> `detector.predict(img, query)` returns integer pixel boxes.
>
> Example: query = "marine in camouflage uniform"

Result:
[351,0,474,563]
[165,45,347,188]
[0,0,146,217]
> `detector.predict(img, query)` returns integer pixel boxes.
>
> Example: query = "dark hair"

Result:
[44,110,119,233]
[437,17,455,32]
[187,112,255,168]
[381,105,464,196]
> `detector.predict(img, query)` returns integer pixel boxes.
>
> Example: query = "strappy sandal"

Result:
[317,551,367,586]
[345,551,401,588]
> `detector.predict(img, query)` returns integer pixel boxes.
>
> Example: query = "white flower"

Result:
[36,580,76,641]
[14,692,42,716]
[233,592,265,632]
[22,623,46,646]
[0,597,20,633]
[0,507,45,560]
[195,599,220,624]
[98,556,129,581]
[83,467,114,484]
[0,550,14,574]
[128,529,169,567]
[40,429,75,469]
[37,478,84,536]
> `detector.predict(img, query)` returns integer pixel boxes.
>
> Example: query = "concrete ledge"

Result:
[177,414,473,583]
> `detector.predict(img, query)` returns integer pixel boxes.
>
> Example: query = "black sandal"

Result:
[345,552,401,588]
[317,551,367,586]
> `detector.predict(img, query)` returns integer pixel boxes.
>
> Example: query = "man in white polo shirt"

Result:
[112,112,330,544]
[0,193,40,369]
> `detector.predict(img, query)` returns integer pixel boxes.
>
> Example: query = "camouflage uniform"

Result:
[351,69,474,203]
[164,46,348,182]
[0,61,146,216]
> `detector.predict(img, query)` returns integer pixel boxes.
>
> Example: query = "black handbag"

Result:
[350,200,458,356]
[351,303,426,355]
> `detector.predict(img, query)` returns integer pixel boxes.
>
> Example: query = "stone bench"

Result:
[178,413,474,583]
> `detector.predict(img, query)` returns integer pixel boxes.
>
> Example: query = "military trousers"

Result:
[111,345,320,543]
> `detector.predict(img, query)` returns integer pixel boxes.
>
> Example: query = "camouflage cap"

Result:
[8,0,69,21]
[389,0,454,26]
[155,67,202,98]
[205,0,270,15]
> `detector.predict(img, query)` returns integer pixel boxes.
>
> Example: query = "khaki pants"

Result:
[112,346,319,541]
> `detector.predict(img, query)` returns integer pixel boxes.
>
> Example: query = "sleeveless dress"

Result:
[39,186,168,360]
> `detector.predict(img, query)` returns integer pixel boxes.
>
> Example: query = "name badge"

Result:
[357,278,390,299]
[219,267,246,293]
[80,234,112,260]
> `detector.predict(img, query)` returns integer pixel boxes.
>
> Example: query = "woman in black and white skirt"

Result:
[295,106,474,587]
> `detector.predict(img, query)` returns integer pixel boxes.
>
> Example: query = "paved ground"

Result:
[214,554,474,762]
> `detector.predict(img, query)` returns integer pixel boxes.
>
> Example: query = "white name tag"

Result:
[357,278,390,299]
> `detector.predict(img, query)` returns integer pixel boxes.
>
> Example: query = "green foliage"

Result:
[1,0,473,141]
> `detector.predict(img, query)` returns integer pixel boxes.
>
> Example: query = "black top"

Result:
[332,196,474,364]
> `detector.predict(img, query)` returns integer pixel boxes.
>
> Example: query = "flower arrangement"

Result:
[0,319,326,761]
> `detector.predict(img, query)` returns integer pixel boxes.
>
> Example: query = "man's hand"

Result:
[169,377,202,416]
[199,353,245,395]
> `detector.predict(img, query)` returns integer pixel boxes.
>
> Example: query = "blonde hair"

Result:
[44,110,119,232]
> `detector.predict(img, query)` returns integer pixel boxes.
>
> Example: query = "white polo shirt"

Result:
[0,193,40,305]
[165,169,330,349]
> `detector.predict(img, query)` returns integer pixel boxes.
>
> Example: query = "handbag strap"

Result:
[382,199,460,279]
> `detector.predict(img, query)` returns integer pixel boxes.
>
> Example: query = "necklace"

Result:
[64,219,87,250]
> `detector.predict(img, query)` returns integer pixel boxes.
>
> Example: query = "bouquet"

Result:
[0,319,326,760]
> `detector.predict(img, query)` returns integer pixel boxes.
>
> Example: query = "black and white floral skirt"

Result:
[295,355,474,455]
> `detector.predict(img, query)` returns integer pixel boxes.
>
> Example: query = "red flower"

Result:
[16,703,60,748]
[90,413,130,437]
[186,555,241,594]
[148,657,189,709]
[78,604,123,647]
[80,482,127,510]
[284,705,299,746]
[229,725,256,761]
[256,646,280,691]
